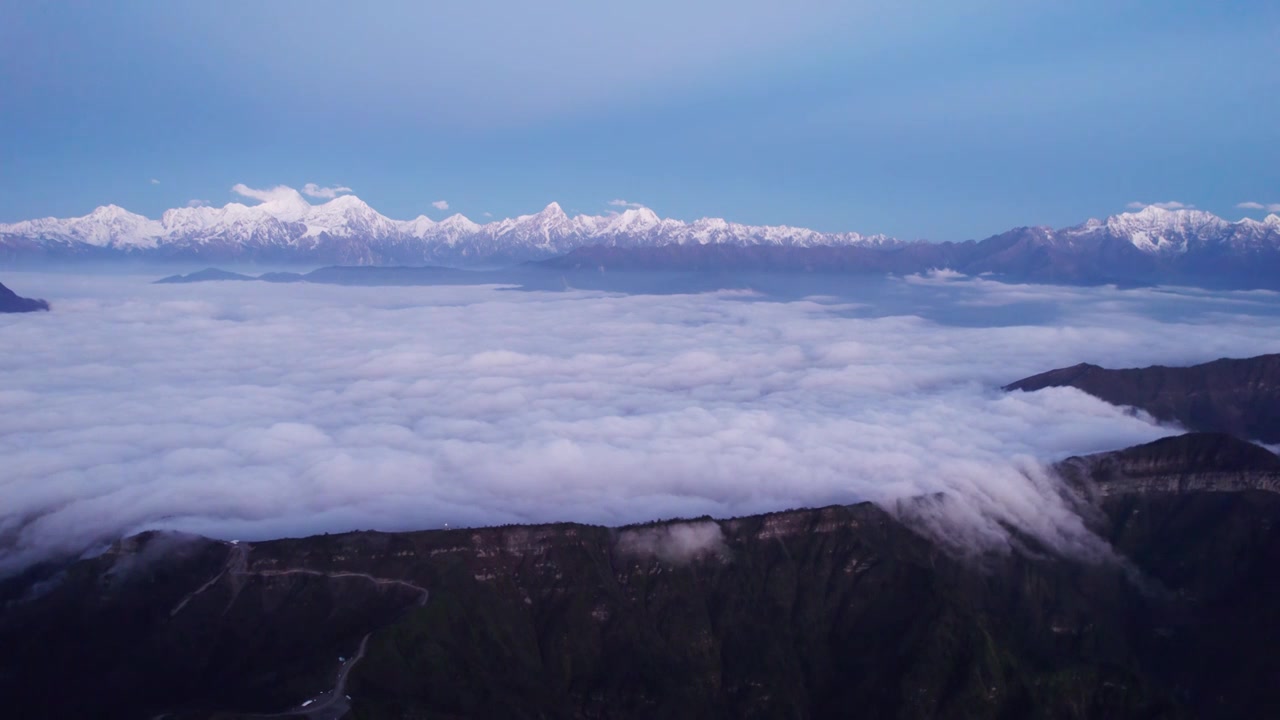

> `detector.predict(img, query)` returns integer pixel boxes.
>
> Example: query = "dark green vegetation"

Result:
[0,279,48,312]
[1007,354,1280,443]
[3,431,1280,719]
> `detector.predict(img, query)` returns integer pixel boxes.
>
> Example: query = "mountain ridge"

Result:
[5,192,1280,276]
[0,191,896,266]
[1006,354,1280,443]
[6,430,1280,719]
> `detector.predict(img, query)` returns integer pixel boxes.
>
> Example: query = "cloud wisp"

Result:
[302,183,353,199]
[432,200,450,211]
[2,275,1280,574]
[1126,201,1194,211]
[1238,201,1280,213]
[230,183,302,204]
[618,521,727,563]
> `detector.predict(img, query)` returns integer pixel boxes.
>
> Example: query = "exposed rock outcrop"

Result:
[1057,432,1280,498]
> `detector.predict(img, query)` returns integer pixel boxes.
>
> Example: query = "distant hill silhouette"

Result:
[0,280,48,312]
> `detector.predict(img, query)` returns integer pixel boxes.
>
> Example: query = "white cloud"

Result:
[185,199,211,208]
[1237,201,1280,212]
[302,183,353,199]
[230,183,304,204]
[3,275,1280,575]
[609,199,645,209]
[1126,201,1194,211]
[150,178,160,185]
[432,200,449,211]
[618,521,726,563]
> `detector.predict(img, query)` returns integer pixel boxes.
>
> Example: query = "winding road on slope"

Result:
[167,542,429,719]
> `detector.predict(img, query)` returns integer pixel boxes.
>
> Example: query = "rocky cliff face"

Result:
[1058,432,1280,498]
[1006,354,1280,443]
[4,434,1280,720]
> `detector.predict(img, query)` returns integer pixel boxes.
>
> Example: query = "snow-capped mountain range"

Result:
[2,191,1278,272]
[539,204,1280,290]
[1066,205,1280,253]
[0,188,893,266]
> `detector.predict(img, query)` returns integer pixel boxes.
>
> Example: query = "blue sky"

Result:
[1,0,1277,240]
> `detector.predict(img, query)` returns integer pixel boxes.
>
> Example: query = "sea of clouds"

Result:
[2,271,1279,574]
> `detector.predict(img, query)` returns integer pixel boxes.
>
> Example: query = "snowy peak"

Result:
[8,190,1277,267]
[251,187,312,224]
[1059,206,1274,254]
[438,213,480,231]
[400,215,438,238]
[607,207,661,231]
[301,195,397,237]
[432,214,482,244]
[88,204,137,221]
[1107,205,1225,232]
[0,204,163,249]
[321,194,372,210]
[0,191,905,260]
[525,202,572,230]
[538,201,566,218]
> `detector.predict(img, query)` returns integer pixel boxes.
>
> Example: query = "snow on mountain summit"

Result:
[1053,205,1277,255]
[302,195,398,238]
[4,192,1276,266]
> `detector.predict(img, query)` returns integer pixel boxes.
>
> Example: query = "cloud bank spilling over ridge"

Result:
[2,275,1280,574]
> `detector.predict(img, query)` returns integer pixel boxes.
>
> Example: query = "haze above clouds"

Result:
[3,2,1276,237]
[2,274,1280,573]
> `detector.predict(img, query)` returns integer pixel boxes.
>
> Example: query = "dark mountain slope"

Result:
[1006,354,1280,443]
[5,431,1280,720]
[0,279,48,312]
[1055,433,1280,713]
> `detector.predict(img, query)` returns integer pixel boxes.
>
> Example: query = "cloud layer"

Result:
[2,274,1280,574]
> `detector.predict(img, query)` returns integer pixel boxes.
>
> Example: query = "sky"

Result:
[4,272,1280,573]
[1,1,1278,239]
